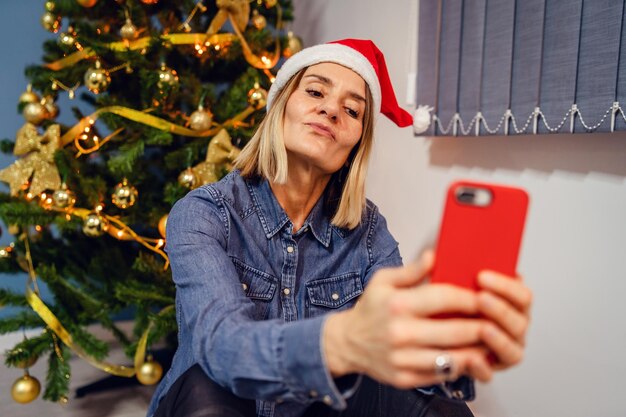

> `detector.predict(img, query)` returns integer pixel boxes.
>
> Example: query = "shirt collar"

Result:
[246,176,334,247]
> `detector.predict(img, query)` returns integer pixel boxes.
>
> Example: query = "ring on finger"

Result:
[434,352,456,380]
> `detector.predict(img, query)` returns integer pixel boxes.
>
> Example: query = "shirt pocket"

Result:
[231,258,277,320]
[305,272,363,318]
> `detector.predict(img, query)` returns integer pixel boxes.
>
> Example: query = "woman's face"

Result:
[282,62,366,176]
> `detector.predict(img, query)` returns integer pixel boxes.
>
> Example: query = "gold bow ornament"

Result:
[0,123,62,196]
[206,0,250,36]
[189,129,241,186]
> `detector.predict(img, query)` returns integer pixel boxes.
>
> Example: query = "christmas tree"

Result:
[0,0,301,404]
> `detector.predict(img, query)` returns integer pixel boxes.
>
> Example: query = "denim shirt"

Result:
[147,171,471,417]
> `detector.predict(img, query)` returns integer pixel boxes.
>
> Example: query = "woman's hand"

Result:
[323,251,495,389]
[476,270,533,370]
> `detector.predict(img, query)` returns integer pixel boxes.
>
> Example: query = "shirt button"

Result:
[309,390,318,398]
[283,288,291,295]
[331,293,339,301]
[322,395,333,406]
[452,390,465,400]
[286,246,294,253]
[242,283,248,291]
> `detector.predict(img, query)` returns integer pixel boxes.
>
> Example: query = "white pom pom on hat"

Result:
[266,38,413,128]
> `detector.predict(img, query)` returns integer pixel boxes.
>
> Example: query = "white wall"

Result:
[293,1,626,417]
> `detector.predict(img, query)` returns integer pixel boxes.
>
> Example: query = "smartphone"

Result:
[431,181,529,291]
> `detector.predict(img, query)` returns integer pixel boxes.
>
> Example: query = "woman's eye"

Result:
[305,89,322,97]
[346,108,359,118]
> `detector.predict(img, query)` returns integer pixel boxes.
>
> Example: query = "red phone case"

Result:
[431,181,529,291]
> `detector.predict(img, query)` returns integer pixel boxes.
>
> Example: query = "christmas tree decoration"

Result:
[0,123,62,196]
[59,28,77,47]
[41,96,59,120]
[41,9,62,33]
[120,18,139,41]
[177,168,198,189]
[82,212,109,237]
[283,31,303,58]
[189,105,213,131]
[84,60,111,94]
[11,372,41,404]
[77,0,98,7]
[158,214,168,239]
[157,64,179,90]
[251,10,267,30]
[136,356,163,385]
[0,0,296,402]
[19,85,40,105]
[111,178,138,209]
[247,82,268,109]
[52,183,77,210]
[22,102,48,125]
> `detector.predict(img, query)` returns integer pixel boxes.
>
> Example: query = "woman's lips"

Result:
[305,122,335,139]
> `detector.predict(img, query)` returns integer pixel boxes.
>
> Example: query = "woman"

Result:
[148,39,532,417]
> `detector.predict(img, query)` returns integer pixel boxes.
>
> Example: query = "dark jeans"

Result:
[154,364,474,417]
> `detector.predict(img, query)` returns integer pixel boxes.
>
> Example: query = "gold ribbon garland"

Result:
[0,123,62,196]
[60,105,256,148]
[22,235,173,378]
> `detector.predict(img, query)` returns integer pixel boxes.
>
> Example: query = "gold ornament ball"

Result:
[82,212,109,237]
[84,61,111,94]
[158,214,168,239]
[111,179,138,209]
[52,187,76,210]
[11,374,41,404]
[120,19,138,40]
[45,1,56,12]
[136,360,163,385]
[283,32,303,58]
[189,108,213,131]
[247,84,268,109]
[59,31,76,46]
[19,85,40,104]
[77,0,98,7]
[178,168,198,189]
[23,102,48,125]
[41,11,62,33]
[252,11,267,30]
[157,65,179,90]
[16,355,38,369]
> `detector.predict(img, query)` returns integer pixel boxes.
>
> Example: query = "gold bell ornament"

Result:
[84,60,111,94]
[157,64,179,90]
[247,82,268,109]
[111,178,138,209]
[82,212,109,237]
[283,31,303,58]
[41,96,59,120]
[158,214,168,239]
[19,85,40,105]
[178,168,198,189]
[52,183,77,210]
[41,2,61,33]
[251,10,267,30]
[120,18,139,41]
[189,104,213,131]
[11,372,41,404]
[136,356,163,385]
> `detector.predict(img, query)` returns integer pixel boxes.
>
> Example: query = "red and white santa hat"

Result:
[266,38,413,127]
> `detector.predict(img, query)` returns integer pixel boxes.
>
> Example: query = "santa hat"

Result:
[266,38,413,127]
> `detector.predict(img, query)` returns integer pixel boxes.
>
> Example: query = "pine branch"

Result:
[107,139,145,176]
[43,344,71,402]
[0,288,29,308]
[4,332,52,369]
[0,311,44,335]
[0,201,56,226]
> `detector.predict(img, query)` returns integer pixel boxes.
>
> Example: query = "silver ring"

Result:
[434,353,455,380]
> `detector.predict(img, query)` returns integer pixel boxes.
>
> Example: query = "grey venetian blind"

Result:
[415,0,626,136]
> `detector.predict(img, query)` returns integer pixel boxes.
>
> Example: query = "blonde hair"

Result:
[234,68,375,230]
